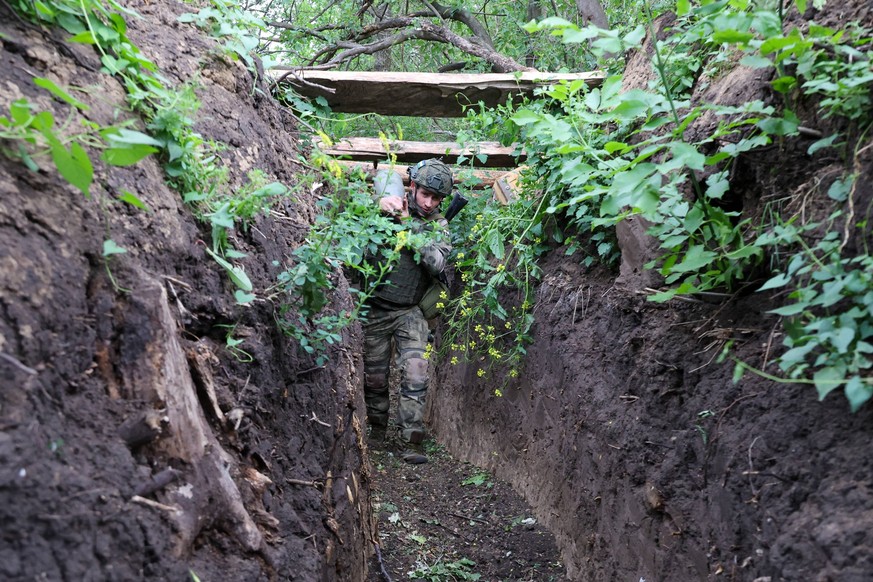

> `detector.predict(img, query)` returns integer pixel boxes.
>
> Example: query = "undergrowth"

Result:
[438,0,873,410]
[9,0,288,308]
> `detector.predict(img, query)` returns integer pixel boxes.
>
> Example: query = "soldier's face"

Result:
[413,185,444,215]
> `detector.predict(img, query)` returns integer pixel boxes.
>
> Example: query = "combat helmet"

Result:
[408,159,453,217]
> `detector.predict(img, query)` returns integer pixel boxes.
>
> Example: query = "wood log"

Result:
[122,276,263,555]
[317,137,525,167]
[134,467,182,498]
[271,70,605,117]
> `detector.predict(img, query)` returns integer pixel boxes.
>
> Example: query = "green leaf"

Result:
[758,273,791,291]
[205,247,253,292]
[102,144,158,166]
[68,30,96,44]
[807,134,838,155]
[827,176,853,202]
[102,239,127,256]
[234,290,256,304]
[51,142,93,197]
[814,365,845,400]
[34,77,89,110]
[671,244,717,273]
[104,128,163,147]
[771,76,797,93]
[757,114,799,136]
[740,55,773,69]
[486,229,505,260]
[668,142,705,171]
[676,0,691,16]
[770,302,807,316]
[604,141,627,154]
[712,30,755,44]
[732,361,745,383]
[611,99,648,119]
[622,25,645,48]
[844,376,871,413]
[683,204,705,233]
[795,0,807,14]
[511,110,540,126]
[705,172,730,200]
[831,326,855,354]
[118,189,150,211]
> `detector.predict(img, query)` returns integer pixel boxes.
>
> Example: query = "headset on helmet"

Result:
[408,159,453,198]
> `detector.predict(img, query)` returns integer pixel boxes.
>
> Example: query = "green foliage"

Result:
[754,205,873,411]
[178,0,267,69]
[275,157,447,364]
[0,86,157,197]
[461,470,491,488]
[446,1,873,410]
[408,558,481,582]
[11,0,291,305]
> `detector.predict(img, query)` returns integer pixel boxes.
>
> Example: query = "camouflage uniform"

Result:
[364,168,451,445]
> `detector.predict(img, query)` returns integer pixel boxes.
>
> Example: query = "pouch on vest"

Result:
[418,279,449,320]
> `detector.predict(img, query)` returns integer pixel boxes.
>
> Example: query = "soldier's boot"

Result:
[399,428,427,464]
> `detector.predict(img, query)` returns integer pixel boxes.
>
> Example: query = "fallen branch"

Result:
[373,542,394,582]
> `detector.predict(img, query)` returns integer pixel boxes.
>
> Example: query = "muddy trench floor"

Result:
[365,427,568,582]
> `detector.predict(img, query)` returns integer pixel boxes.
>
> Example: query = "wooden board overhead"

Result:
[317,137,524,167]
[272,70,605,117]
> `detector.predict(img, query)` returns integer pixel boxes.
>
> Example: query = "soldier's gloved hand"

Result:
[380,195,409,218]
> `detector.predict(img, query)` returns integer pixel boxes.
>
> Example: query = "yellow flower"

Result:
[394,230,409,252]
[494,389,503,397]
[496,263,505,272]
[451,356,459,365]
[477,368,485,377]
[509,369,518,378]
[439,290,448,299]
[505,321,512,329]
[436,302,445,309]
[423,343,433,360]
[456,252,465,260]
[317,130,334,148]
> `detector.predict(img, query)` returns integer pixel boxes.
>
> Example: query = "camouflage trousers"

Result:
[363,304,430,443]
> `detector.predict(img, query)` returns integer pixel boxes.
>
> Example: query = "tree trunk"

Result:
[526,0,545,69]
[575,0,608,28]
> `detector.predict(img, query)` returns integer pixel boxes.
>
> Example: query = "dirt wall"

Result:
[430,258,873,581]
[0,2,372,580]
[429,3,873,581]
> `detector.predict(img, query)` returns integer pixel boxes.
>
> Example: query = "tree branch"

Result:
[310,17,530,72]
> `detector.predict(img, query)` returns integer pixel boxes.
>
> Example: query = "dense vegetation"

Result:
[3,0,871,410]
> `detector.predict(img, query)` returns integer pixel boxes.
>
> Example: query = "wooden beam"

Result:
[317,137,524,167]
[271,70,605,117]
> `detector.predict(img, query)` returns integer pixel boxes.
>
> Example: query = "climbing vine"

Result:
[442,0,873,409]
[8,0,288,306]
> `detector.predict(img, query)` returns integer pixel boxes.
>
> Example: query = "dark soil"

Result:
[366,433,568,582]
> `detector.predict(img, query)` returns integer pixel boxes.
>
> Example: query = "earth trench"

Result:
[1,1,873,581]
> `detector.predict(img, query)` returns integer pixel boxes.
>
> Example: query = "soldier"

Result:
[364,159,453,464]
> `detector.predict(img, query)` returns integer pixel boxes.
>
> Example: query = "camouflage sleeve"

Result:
[417,217,451,277]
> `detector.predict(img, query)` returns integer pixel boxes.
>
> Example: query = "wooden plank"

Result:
[332,160,506,188]
[318,137,524,167]
[271,70,605,117]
